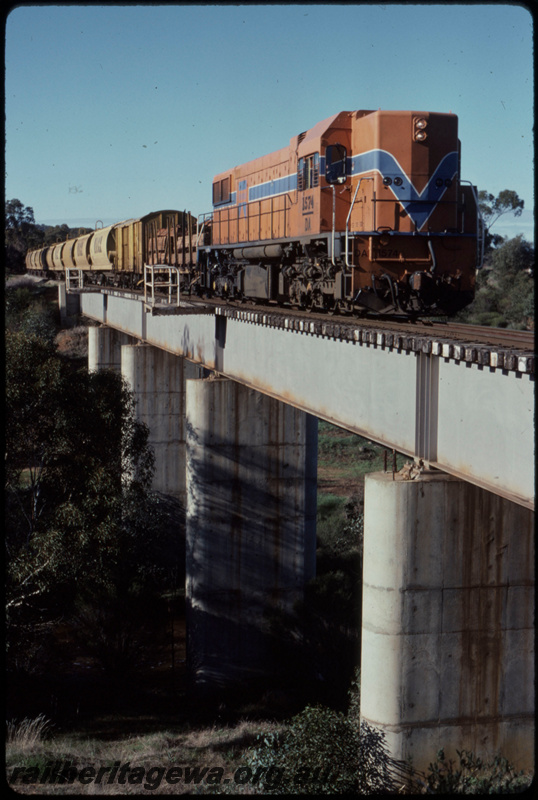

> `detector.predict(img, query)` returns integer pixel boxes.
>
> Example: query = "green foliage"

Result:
[490,234,534,282]
[4,329,162,670]
[4,198,93,274]
[243,684,396,794]
[70,583,166,676]
[20,303,58,344]
[42,223,92,246]
[5,277,60,346]
[243,696,532,795]
[265,424,386,707]
[316,494,349,547]
[478,189,524,252]
[457,234,534,329]
[5,284,34,317]
[421,748,532,794]
[5,199,44,273]
[267,561,362,709]
[6,198,37,231]
[479,189,524,228]
[317,493,364,555]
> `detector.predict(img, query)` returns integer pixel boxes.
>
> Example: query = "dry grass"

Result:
[6,275,41,289]
[6,714,52,754]
[55,325,90,359]
[6,715,285,794]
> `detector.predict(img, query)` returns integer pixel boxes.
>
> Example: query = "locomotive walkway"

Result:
[61,285,534,773]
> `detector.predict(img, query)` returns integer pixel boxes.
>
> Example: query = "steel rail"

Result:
[186,295,535,352]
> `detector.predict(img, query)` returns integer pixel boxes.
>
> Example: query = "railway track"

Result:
[180,294,534,352]
[78,283,535,370]
[439,322,533,349]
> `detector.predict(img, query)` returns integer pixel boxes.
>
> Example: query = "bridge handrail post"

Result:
[66,268,83,292]
[144,264,180,311]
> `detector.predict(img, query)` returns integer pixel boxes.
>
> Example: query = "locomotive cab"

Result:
[325,144,347,185]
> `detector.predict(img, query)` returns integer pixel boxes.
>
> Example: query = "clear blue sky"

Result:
[5,3,534,241]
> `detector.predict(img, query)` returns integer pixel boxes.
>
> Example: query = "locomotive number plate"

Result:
[302,193,314,214]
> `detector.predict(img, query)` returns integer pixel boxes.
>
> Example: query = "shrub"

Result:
[20,304,57,344]
[418,748,532,794]
[239,672,398,795]
[243,705,396,794]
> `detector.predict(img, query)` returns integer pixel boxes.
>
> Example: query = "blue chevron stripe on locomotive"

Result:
[349,149,459,231]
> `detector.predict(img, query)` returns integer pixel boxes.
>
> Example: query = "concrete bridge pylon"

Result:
[185,376,318,688]
[361,471,534,773]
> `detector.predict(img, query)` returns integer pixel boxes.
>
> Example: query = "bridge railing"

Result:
[66,268,84,292]
[143,264,181,310]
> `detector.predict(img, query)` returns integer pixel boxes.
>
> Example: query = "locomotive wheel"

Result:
[327,301,340,316]
[298,292,311,311]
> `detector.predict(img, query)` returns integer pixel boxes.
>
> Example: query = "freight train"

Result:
[26,210,198,289]
[26,108,484,317]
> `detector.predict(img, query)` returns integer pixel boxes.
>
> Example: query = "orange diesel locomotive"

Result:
[198,109,484,315]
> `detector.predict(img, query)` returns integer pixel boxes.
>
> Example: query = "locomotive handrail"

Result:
[428,240,437,272]
[197,213,212,249]
[345,177,374,268]
[460,180,485,269]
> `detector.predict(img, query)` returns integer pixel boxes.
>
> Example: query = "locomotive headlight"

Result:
[445,178,452,187]
[436,178,444,188]
[383,176,392,186]
[413,116,428,142]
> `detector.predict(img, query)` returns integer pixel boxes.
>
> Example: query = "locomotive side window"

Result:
[298,153,319,191]
[213,176,231,206]
[325,144,347,184]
